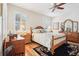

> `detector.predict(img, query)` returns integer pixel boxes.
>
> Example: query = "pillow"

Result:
[32,29,46,33]
[45,28,51,32]
[40,29,46,33]
[32,29,41,33]
[53,30,59,34]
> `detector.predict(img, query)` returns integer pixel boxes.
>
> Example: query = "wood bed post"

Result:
[30,27,32,41]
[30,27,32,35]
[50,36,55,55]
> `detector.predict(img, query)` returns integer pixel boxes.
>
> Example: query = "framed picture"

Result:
[53,22,59,30]
[73,21,78,32]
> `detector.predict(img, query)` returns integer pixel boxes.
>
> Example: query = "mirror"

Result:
[64,19,73,32]
[73,21,78,32]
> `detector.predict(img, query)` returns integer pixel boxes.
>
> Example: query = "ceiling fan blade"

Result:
[52,7,56,12]
[49,3,57,9]
[57,3,66,6]
[57,7,64,9]
[49,6,54,9]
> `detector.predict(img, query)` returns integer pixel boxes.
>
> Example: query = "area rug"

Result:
[33,46,53,56]
[33,43,79,56]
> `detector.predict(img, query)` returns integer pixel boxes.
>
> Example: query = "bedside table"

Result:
[5,38,25,56]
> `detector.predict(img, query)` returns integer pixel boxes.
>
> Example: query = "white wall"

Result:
[0,4,2,56]
[7,4,52,33]
[3,4,8,38]
[0,4,2,16]
[0,16,2,55]
[7,3,79,33]
[52,16,79,32]
[0,4,8,56]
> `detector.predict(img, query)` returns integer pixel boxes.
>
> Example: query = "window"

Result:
[15,13,27,32]
[15,14,20,31]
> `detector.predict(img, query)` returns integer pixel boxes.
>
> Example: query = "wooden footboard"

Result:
[50,36,66,54]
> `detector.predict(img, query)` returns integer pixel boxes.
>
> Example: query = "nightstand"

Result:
[5,38,25,56]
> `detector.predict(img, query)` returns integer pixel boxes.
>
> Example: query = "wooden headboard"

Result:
[35,26,44,29]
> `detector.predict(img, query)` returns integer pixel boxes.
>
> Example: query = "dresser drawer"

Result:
[66,32,79,43]
[15,46,25,53]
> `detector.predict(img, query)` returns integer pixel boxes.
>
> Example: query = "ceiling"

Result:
[12,3,79,18]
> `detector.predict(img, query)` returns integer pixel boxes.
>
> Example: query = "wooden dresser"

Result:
[66,32,79,43]
[4,38,25,56]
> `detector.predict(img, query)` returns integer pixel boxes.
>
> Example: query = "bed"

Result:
[32,26,66,54]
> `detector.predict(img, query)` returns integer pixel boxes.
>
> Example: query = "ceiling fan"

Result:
[50,3,66,12]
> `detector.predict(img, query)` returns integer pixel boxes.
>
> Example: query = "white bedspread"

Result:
[32,32,66,50]
[32,32,53,50]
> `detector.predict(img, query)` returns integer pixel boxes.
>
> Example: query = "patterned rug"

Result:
[33,46,53,56]
[33,43,79,56]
